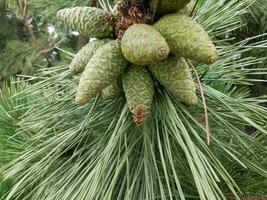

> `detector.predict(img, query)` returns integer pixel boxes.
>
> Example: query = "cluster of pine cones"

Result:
[57,0,218,126]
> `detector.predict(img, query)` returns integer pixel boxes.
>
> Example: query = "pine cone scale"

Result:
[123,66,154,125]
[75,40,127,105]
[149,57,197,106]
[57,7,114,38]
[154,14,218,64]
[121,24,170,65]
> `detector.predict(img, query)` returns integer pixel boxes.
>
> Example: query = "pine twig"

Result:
[25,23,52,66]
[187,60,211,145]
[18,0,52,66]
[37,38,64,56]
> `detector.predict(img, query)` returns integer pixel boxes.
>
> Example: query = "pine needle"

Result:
[188,60,211,145]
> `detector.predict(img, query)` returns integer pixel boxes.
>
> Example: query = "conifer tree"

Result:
[0,0,267,200]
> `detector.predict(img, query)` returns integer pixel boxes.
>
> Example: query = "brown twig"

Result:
[1,0,7,10]
[25,22,52,65]
[187,60,211,145]
[37,38,64,56]
[189,1,211,144]
[17,0,54,65]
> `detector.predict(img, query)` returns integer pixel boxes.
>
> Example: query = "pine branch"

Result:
[1,0,267,199]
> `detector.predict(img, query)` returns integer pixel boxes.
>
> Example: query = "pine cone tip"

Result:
[133,108,147,126]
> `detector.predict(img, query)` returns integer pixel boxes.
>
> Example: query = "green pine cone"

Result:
[70,39,111,75]
[102,77,123,100]
[123,65,154,125]
[57,7,114,38]
[149,57,197,106]
[154,14,218,64]
[75,40,128,106]
[178,1,195,15]
[149,0,190,14]
[121,24,170,65]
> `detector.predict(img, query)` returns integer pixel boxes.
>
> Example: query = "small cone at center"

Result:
[123,65,154,126]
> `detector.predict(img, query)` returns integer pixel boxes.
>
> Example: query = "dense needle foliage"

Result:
[0,79,34,197]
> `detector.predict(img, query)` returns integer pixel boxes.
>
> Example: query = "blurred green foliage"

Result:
[0,40,41,80]
[0,0,77,82]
